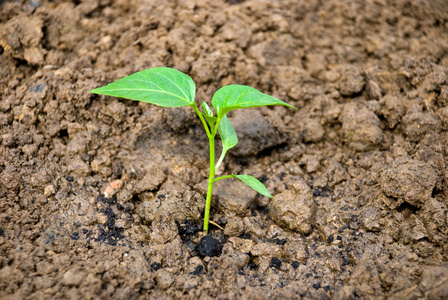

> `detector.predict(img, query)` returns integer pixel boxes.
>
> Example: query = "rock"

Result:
[379,94,405,128]
[149,213,178,244]
[62,268,86,287]
[269,178,316,234]
[197,179,257,217]
[402,109,441,142]
[437,106,448,130]
[250,243,283,258]
[67,132,89,154]
[339,102,383,151]
[102,100,126,123]
[401,215,428,242]
[198,236,222,257]
[224,216,244,237]
[362,207,381,232]
[228,251,250,269]
[305,53,326,78]
[0,15,44,65]
[228,237,254,253]
[154,269,174,290]
[137,190,204,223]
[270,257,282,269]
[380,159,437,207]
[136,166,166,192]
[67,156,90,177]
[419,198,448,244]
[175,274,200,291]
[338,65,365,96]
[91,153,111,174]
[229,110,286,157]
[366,80,382,100]
[299,117,325,143]
[283,241,308,262]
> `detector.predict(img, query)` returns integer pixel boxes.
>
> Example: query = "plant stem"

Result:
[191,103,218,233]
[213,174,234,182]
[191,104,211,136]
[203,133,215,233]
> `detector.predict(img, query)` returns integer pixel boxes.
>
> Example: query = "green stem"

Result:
[213,174,235,182]
[203,133,215,233]
[191,103,211,136]
[191,103,217,234]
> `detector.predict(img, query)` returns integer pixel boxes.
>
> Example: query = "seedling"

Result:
[91,67,296,233]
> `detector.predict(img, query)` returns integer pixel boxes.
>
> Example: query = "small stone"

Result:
[379,94,404,128]
[299,118,325,143]
[197,179,257,217]
[291,261,300,269]
[362,207,381,232]
[228,237,254,254]
[62,268,86,287]
[338,65,365,96]
[339,102,383,151]
[269,179,316,234]
[97,213,108,225]
[366,80,382,100]
[283,241,308,262]
[224,217,244,236]
[44,184,56,196]
[402,109,441,142]
[136,166,166,192]
[270,257,282,269]
[380,159,437,207]
[150,262,162,271]
[154,269,174,290]
[198,236,222,257]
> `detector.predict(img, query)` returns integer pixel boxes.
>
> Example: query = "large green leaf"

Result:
[211,85,296,117]
[233,174,272,198]
[91,67,196,107]
[218,115,238,151]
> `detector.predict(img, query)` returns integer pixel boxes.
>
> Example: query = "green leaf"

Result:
[91,67,196,107]
[211,85,296,117]
[218,115,238,151]
[233,174,272,198]
[202,102,217,127]
[202,102,214,117]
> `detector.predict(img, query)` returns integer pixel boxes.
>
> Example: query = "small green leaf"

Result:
[212,85,296,117]
[201,102,217,127]
[91,67,196,107]
[218,115,238,151]
[233,174,272,198]
[202,102,214,117]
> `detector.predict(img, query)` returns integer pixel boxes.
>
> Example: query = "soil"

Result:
[1,0,448,299]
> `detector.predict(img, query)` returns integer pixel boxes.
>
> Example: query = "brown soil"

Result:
[1,0,448,299]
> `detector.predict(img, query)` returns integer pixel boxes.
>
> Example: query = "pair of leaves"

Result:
[91,67,294,198]
[91,67,295,117]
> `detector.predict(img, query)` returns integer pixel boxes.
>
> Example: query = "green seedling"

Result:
[91,67,296,233]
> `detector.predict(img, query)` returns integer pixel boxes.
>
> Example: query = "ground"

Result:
[1,0,448,299]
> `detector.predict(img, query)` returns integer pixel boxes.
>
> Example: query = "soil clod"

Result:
[198,236,222,258]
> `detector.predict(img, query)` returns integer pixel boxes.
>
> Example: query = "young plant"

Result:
[91,67,296,233]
